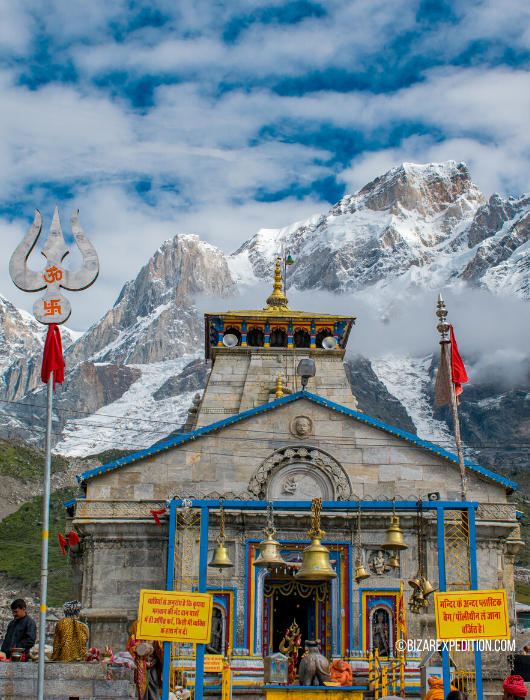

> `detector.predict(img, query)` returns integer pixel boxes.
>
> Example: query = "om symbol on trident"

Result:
[9,206,99,325]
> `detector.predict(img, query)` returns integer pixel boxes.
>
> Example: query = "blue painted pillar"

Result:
[162,502,177,700]
[195,507,210,700]
[436,506,451,694]
[468,508,483,700]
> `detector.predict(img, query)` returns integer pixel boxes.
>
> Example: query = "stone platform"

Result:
[0,661,135,699]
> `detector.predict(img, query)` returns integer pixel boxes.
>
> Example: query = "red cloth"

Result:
[150,508,166,526]
[41,324,65,389]
[504,675,528,697]
[68,531,80,546]
[450,324,468,397]
[58,533,67,556]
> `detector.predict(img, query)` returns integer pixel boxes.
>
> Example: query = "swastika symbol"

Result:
[43,299,62,316]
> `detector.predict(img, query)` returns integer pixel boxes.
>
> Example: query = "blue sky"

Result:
[2,0,530,329]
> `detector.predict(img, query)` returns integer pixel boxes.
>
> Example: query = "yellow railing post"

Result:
[368,650,373,688]
[391,661,397,696]
[400,651,406,698]
[382,665,388,697]
[222,653,231,700]
[374,649,380,700]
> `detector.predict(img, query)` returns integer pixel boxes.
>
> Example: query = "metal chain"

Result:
[218,498,226,546]
[308,497,323,537]
[356,499,363,562]
[266,499,275,535]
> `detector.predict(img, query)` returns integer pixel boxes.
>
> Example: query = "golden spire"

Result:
[275,373,284,399]
[266,256,290,309]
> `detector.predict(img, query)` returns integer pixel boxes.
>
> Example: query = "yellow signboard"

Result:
[434,589,509,640]
[137,589,212,643]
[204,655,224,672]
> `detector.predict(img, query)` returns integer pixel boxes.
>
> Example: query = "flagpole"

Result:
[436,295,467,501]
[37,370,53,700]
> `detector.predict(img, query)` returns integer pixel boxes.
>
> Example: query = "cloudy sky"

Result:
[2,0,530,329]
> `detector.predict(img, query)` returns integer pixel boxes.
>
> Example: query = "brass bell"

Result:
[382,516,407,551]
[408,575,422,590]
[253,530,287,569]
[208,544,234,570]
[296,535,337,581]
[354,561,370,583]
[422,579,436,597]
[388,551,400,568]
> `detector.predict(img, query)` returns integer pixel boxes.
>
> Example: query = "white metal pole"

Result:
[37,371,53,700]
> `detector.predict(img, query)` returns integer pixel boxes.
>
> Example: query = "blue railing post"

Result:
[468,507,483,700]
[195,507,210,700]
[162,501,177,700]
[437,505,451,694]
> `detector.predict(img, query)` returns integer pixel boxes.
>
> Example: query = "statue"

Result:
[205,608,223,654]
[371,550,389,576]
[330,659,353,686]
[298,640,331,686]
[279,620,301,685]
[283,476,298,494]
[292,416,312,438]
[372,610,390,656]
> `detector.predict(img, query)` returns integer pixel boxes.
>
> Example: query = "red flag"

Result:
[450,325,468,397]
[58,533,67,555]
[68,531,80,546]
[150,508,166,526]
[41,323,65,389]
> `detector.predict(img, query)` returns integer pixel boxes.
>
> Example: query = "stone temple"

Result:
[67,258,522,689]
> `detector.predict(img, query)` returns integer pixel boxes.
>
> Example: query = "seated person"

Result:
[50,600,88,662]
[0,598,37,661]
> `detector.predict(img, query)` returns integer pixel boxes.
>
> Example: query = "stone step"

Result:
[0,678,132,697]
[0,662,108,679]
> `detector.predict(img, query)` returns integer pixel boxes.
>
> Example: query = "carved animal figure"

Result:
[298,641,331,687]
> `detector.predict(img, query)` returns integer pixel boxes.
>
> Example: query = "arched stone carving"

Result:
[247,446,353,500]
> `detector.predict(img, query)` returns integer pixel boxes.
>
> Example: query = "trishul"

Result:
[9,206,99,325]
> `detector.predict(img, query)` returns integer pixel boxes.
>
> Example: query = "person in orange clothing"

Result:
[424,675,458,700]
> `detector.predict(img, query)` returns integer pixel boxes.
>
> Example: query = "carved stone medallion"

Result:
[290,415,313,438]
[248,446,353,500]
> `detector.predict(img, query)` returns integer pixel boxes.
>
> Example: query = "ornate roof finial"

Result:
[275,373,284,399]
[266,256,290,310]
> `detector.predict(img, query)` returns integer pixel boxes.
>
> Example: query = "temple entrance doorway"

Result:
[270,588,318,665]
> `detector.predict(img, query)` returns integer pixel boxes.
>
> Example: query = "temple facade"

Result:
[68,259,522,681]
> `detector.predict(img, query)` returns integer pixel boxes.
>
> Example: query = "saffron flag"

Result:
[41,323,65,389]
[450,324,468,397]
[397,580,407,643]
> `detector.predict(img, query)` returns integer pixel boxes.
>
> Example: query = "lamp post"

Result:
[9,207,99,700]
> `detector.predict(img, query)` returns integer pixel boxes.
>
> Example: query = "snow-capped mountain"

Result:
[1,160,529,466]
[229,161,530,301]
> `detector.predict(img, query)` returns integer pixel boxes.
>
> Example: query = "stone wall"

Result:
[85,398,508,503]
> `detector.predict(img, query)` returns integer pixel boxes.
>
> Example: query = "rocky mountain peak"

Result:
[66,233,235,367]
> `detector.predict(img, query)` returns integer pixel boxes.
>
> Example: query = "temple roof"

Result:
[76,391,517,491]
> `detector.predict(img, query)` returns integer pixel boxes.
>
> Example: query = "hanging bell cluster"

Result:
[408,498,436,614]
[296,498,337,582]
[208,500,234,572]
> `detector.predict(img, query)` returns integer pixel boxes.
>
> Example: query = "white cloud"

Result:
[2,1,530,330]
